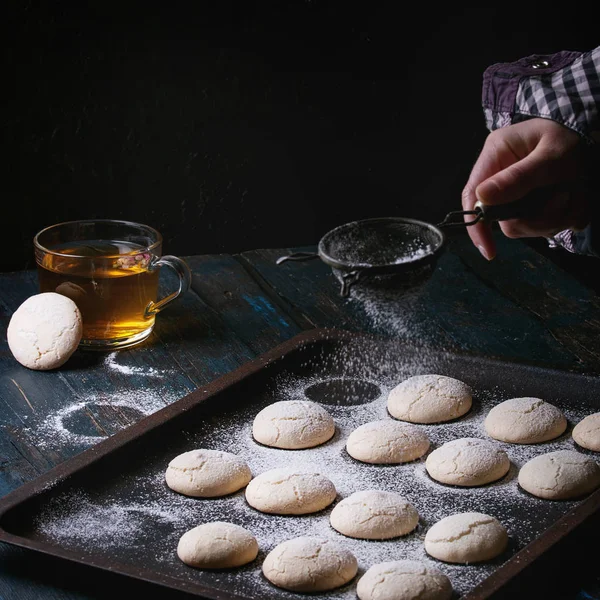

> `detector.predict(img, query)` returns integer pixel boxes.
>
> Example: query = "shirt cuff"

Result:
[548,224,599,258]
[482,48,599,144]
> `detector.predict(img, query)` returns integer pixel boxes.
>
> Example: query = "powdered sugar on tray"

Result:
[32,338,598,599]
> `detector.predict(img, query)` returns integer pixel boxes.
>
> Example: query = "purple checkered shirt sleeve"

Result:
[482,47,600,143]
[481,47,600,257]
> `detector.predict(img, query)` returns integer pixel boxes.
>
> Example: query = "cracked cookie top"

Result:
[346,419,430,464]
[252,400,335,449]
[425,437,510,487]
[329,489,419,540]
[262,536,357,592]
[165,448,252,498]
[7,292,83,370]
[572,412,600,451]
[245,468,336,515]
[424,512,508,564]
[387,375,472,424]
[518,449,600,500]
[177,521,258,569]
[484,397,567,444]
[356,560,452,600]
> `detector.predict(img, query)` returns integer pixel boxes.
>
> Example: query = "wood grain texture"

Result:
[238,246,356,330]
[0,544,200,600]
[1,237,599,600]
[451,236,600,372]
[0,265,266,599]
[0,266,260,494]
[240,237,596,371]
[186,254,303,354]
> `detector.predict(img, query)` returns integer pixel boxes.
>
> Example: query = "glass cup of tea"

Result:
[34,219,192,349]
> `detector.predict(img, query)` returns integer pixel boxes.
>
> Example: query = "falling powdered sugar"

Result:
[343,276,433,342]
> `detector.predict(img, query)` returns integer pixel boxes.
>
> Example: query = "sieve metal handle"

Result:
[276,252,319,264]
[439,187,552,228]
[474,187,549,222]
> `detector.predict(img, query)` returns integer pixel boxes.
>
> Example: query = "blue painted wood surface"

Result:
[0,233,599,599]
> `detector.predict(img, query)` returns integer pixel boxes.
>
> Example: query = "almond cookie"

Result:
[424,512,508,564]
[252,400,335,449]
[7,292,82,370]
[330,490,419,540]
[263,536,357,592]
[387,375,472,424]
[518,450,600,500]
[177,522,258,568]
[245,468,336,514]
[484,397,567,444]
[165,449,251,497]
[572,413,600,451]
[357,560,452,600]
[346,420,430,464]
[425,438,510,486]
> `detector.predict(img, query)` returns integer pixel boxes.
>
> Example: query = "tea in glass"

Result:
[34,220,191,349]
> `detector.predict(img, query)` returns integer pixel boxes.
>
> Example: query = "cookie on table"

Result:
[425,437,510,486]
[484,397,567,444]
[357,560,452,600]
[252,400,335,449]
[262,536,357,592]
[424,512,508,564]
[346,420,430,464]
[177,522,258,568]
[572,413,600,451]
[387,375,472,424]
[7,292,83,370]
[518,450,600,500]
[165,449,252,498]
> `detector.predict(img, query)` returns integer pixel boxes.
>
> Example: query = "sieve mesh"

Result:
[319,218,444,269]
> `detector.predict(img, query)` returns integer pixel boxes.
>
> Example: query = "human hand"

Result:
[461,118,591,260]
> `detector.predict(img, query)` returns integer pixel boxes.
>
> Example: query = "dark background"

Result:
[2,1,597,272]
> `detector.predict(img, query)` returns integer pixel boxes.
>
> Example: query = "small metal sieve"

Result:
[277,192,548,296]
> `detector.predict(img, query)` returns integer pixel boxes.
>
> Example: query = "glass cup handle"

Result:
[145,255,192,317]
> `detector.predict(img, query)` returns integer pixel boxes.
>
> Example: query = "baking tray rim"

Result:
[0,327,599,600]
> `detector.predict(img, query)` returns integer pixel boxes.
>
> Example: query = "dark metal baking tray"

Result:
[0,328,599,600]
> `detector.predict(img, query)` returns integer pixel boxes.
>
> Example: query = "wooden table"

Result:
[1,233,600,600]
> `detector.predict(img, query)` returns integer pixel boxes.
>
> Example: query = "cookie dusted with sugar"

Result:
[165,449,251,497]
[245,468,336,515]
[518,450,600,500]
[263,536,357,592]
[425,437,510,487]
[252,400,335,449]
[329,490,419,540]
[572,413,600,451]
[387,374,472,424]
[346,420,430,464]
[424,512,508,564]
[7,292,82,370]
[357,560,452,600]
[177,522,258,568]
[484,397,567,444]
